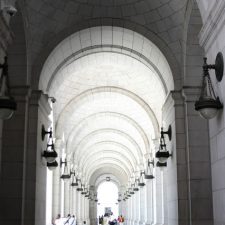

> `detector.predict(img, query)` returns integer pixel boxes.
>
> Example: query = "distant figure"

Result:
[69,215,76,225]
[118,215,124,225]
[64,214,71,225]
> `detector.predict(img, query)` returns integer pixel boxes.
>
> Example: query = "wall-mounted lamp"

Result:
[42,126,58,164]
[195,53,224,119]
[94,193,98,202]
[77,182,83,192]
[60,158,71,181]
[144,159,154,179]
[138,171,145,187]
[41,125,52,141]
[85,189,90,198]
[0,57,16,119]
[129,187,135,195]
[47,160,58,171]
[118,194,122,202]
[156,161,167,167]
[133,178,139,191]
[155,125,172,164]
[71,170,79,187]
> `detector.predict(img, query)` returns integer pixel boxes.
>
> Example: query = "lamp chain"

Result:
[206,71,217,99]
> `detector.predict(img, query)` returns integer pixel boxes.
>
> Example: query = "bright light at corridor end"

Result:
[97,182,119,218]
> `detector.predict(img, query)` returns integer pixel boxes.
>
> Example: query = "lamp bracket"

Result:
[41,125,52,141]
[161,125,172,141]
[148,159,154,167]
[60,158,67,167]
[70,170,75,176]
[204,52,224,82]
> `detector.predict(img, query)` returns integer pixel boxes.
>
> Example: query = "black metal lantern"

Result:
[155,126,172,164]
[42,141,58,163]
[195,53,224,119]
[60,158,71,181]
[144,159,154,179]
[133,178,139,191]
[42,126,58,163]
[0,57,17,120]
[138,171,145,187]
[47,160,58,171]
[71,171,79,187]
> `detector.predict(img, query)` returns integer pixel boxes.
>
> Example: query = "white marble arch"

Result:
[67,117,147,160]
[77,141,138,169]
[89,167,127,186]
[56,87,159,142]
[86,161,132,184]
[95,174,121,190]
[66,112,150,156]
[70,128,143,163]
[39,26,174,96]
[81,151,135,175]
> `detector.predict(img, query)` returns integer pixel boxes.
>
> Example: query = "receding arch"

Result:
[89,167,128,186]
[37,25,176,92]
[56,86,159,139]
[86,161,131,183]
[77,141,139,167]
[67,112,150,156]
[80,150,135,173]
[72,128,144,161]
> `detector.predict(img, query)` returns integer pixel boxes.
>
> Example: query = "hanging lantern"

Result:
[60,158,71,181]
[138,171,145,187]
[195,53,224,119]
[144,159,154,179]
[155,126,172,164]
[47,160,58,171]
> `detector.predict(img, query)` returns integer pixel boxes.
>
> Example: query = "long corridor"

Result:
[0,1,224,225]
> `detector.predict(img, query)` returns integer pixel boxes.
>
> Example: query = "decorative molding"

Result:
[29,89,52,121]
[199,0,225,52]
[181,86,201,102]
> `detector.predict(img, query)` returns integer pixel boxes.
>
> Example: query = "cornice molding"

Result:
[199,0,225,52]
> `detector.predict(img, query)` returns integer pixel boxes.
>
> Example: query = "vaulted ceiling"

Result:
[14,0,201,188]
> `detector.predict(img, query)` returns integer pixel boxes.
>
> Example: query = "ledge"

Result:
[199,0,225,52]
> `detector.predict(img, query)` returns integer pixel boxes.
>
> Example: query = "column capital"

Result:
[182,86,201,102]
[11,85,31,100]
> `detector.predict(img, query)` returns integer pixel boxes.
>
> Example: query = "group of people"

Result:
[99,214,124,225]
[52,214,77,225]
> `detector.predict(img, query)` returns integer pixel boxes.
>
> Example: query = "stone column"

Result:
[64,181,70,215]
[0,86,30,225]
[72,187,77,216]
[145,179,153,225]
[182,87,213,225]
[0,89,52,225]
[52,139,63,218]
[135,190,140,225]
[77,192,81,225]
[153,167,163,225]
[132,195,136,225]
[139,186,146,225]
